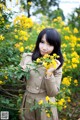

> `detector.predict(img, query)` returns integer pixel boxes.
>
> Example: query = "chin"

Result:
[41,52,47,56]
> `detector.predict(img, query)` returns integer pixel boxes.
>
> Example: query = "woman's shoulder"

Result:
[21,52,32,62]
[54,66,62,74]
[22,52,32,58]
[20,52,32,66]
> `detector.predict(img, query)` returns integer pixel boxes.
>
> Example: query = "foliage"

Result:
[68,6,80,34]
[49,8,65,20]
[20,0,65,20]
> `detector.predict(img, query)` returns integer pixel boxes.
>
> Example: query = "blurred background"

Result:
[4,0,80,23]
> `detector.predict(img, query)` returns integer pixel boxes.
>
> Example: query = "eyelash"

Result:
[41,41,44,43]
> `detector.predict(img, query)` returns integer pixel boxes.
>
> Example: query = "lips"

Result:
[41,51,47,54]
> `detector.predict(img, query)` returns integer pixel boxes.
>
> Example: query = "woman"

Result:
[19,28,64,120]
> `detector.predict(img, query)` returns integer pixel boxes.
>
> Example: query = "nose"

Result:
[42,44,47,50]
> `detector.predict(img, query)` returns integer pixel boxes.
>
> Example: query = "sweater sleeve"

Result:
[19,53,32,69]
[44,67,62,97]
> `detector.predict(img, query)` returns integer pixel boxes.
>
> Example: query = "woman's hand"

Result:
[21,65,26,71]
[46,60,61,77]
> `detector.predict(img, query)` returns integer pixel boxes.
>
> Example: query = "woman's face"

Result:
[39,34,54,56]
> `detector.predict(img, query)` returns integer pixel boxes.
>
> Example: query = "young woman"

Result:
[19,28,64,120]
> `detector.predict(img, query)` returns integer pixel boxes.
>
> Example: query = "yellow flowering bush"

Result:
[62,76,72,87]
[14,15,33,29]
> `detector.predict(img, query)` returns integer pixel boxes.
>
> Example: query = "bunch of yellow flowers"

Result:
[14,15,33,29]
[36,53,59,70]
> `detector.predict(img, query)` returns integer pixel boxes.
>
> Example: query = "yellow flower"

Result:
[45,110,48,113]
[73,28,78,33]
[64,36,69,40]
[74,79,78,86]
[28,2,32,5]
[19,47,24,52]
[72,64,77,68]
[15,35,18,39]
[45,96,50,101]
[53,18,57,22]
[15,43,20,48]
[14,29,17,32]
[43,54,50,59]
[57,101,63,106]
[23,36,28,41]
[51,60,57,68]
[25,44,35,51]
[38,100,43,105]
[71,52,79,58]
[72,58,79,64]
[57,16,62,21]
[43,62,47,68]
[57,98,65,106]
[61,43,67,48]
[63,27,70,32]
[0,80,4,85]
[74,79,78,84]
[0,13,2,17]
[70,35,77,42]
[53,53,57,57]
[61,98,65,103]
[0,35,4,40]
[4,76,8,79]
[61,21,65,26]
[36,58,41,63]
[5,24,10,29]
[19,42,23,45]
[67,97,71,102]
[62,77,71,86]
[46,113,50,118]
[64,105,67,109]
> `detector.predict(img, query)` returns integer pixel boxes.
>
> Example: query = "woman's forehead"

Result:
[42,34,46,39]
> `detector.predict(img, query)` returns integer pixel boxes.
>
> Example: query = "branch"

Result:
[0,86,18,98]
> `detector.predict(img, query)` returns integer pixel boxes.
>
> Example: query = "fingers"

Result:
[21,65,26,70]
[46,60,61,73]
[55,59,61,66]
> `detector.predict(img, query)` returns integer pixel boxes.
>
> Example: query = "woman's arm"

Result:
[19,53,32,81]
[44,60,62,97]
[19,53,32,70]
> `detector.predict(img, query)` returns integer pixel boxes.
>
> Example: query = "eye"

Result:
[40,40,44,43]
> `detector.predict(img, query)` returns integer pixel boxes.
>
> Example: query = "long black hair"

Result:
[32,28,64,68]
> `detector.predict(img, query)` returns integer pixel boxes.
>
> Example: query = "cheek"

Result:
[39,43,43,50]
[49,46,54,52]
[52,46,54,51]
